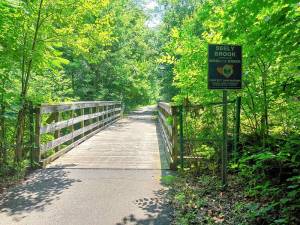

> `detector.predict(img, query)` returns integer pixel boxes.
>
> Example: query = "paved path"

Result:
[0,106,172,225]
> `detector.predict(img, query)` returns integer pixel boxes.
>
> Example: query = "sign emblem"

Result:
[217,64,234,78]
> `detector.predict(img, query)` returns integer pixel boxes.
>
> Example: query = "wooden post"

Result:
[113,103,117,120]
[89,107,93,130]
[70,110,75,143]
[171,106,179,170]
[54,111,61,152]
[80,108,84,138]
[105,105,109,125]
[34,106,41,164]
[110,104,113,122]
[121,102,124,117]
[84,107,92,135]
[100,106,103,127]
[96,106,100,128]
[107,105,112,124]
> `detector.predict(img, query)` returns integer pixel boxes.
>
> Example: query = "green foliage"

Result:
[194,145,215,159]
[0,160,29,181]
[161,174,176,185]
[0,0,160,184]
[160,0,300,224]
[238,140,300,224]
[41,149,55,159]
[166,116,173,125]
[167,174,253,225]
[0,0,299,223]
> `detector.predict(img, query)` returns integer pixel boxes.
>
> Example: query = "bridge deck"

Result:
[0,106,172,225]
[50,106,169,169]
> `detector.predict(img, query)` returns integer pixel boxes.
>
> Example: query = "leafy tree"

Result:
[0,0,159,166]
[160,0,300,223]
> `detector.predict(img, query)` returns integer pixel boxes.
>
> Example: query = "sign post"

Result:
[222,90,228,187]
[208,44,242,188]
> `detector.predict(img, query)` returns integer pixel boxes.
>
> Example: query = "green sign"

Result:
[208,44,242,89]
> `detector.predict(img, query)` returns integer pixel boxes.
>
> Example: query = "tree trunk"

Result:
[15,0,44,162]
[0,103,6,166]
[15,103,26,161]
[261,71,269,147]
[256,57,269,146]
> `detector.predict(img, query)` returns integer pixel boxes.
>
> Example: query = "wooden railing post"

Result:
[96,106,100,129]
[114,103,117,119]
[54,112,61,151]
[108,104,111,123]
[70,110,75,142]
[33,106,41,165]
[100,106,104,127]
[89,107,93,124]
[80,108,84,138]
[121,102,124,117]
[85,107,92,135]
[105,105,109,125]
[113,103,116,119]
[171,106,179,169]
[96,106,100,123]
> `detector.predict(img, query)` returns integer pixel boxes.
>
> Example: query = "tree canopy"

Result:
[0,0,299,224]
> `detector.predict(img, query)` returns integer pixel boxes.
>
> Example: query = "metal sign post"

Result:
[222,90,228,187]
[208,44,242,188]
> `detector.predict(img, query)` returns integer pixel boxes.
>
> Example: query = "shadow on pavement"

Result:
[0,168,81,217]
[115,188,172,225]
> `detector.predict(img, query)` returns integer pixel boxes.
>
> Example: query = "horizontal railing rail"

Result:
[32,101,123,167]
[39,101,120,114]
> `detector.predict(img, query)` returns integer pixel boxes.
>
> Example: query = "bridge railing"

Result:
[157,102,179,169]
[32,101,122,167]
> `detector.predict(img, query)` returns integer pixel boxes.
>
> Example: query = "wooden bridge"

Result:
[26,101,180,169]
[0,101,181,225]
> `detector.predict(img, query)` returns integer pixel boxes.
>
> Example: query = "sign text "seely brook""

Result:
[214,45,236,57]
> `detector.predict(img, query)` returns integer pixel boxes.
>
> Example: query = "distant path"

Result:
[0,106,172,225]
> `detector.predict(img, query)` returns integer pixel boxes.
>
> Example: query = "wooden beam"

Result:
[40,101,121,114]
